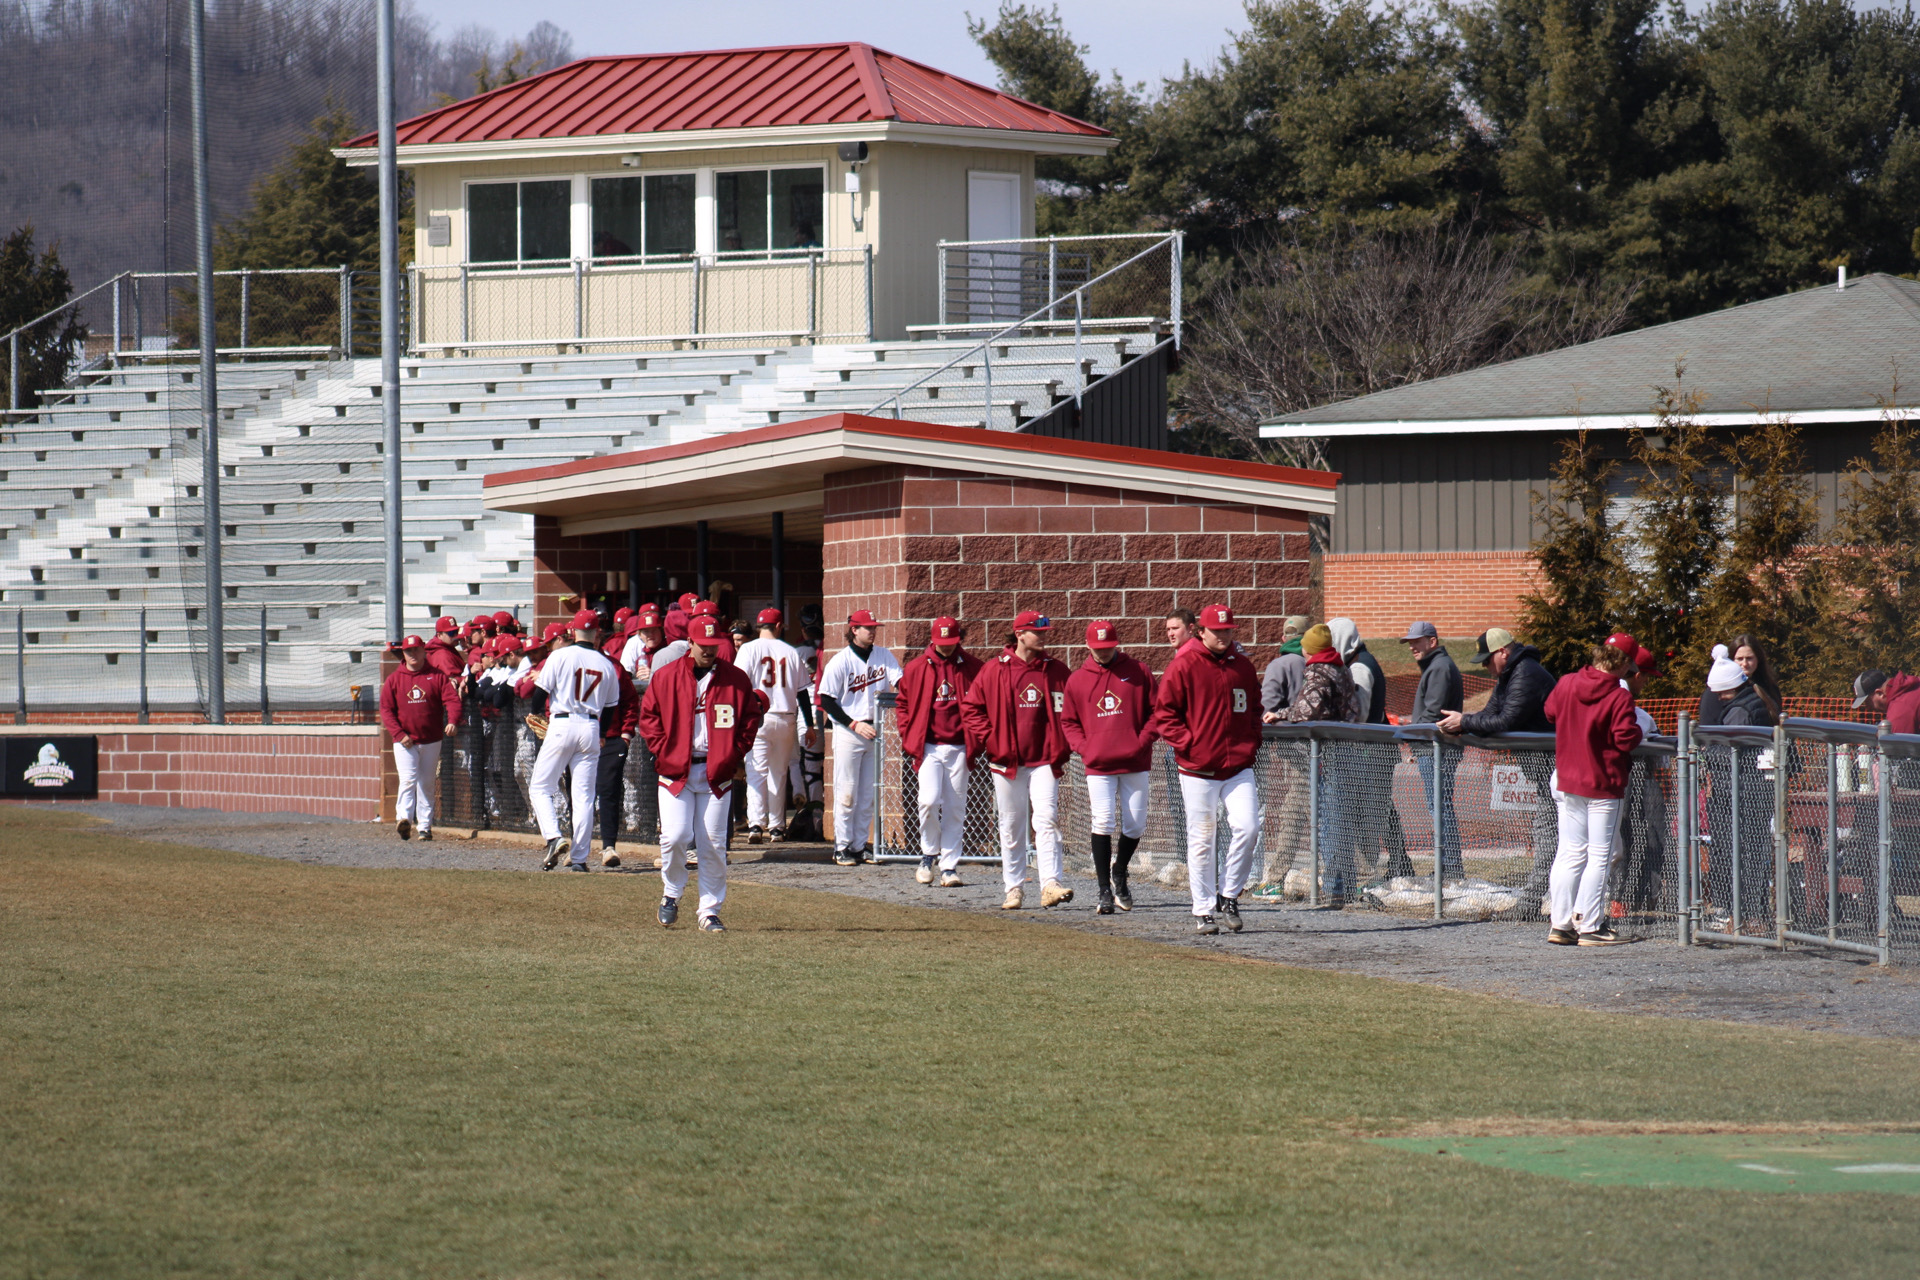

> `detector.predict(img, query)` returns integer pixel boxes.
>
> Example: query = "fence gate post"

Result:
[873,706,887,857]
[338,265,352,354]
[259,604,271,725]
[239,269,251,350]
[1307,735,1320,908]
[13,609,23,723]
[1431,735,1443,922]
[459,264,470,346]
[1729,749,1743,935]
[1171,230,1184,349]
[1773,721,1789,947]
[1047,236,1058,320]
[138,606,149,725]
[573,258,584,343]
[1677,713,1692,946]
[8,331,17,413]
[1826,735,1839,943]
[1877,723,1893,966]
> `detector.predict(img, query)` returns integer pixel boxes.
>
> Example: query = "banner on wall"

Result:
[2,736,98,796]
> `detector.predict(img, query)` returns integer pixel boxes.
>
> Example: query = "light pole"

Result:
[191,0,224,721]
[379,0,404,643]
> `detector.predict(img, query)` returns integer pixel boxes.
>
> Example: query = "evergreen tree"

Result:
[1619,380,1726,695]
[1826,404,1920,683]
[1516,429,1625,674]
[0,224,85,407]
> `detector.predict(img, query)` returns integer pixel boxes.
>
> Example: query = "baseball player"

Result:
[1062,620,1157,914]
[425,616,465,678]
[1152,604,1264,935]
[816,609,903,864]
[639,614,768,931]
[960,610,1074,910]
[531,609,622,871]
[378,635,462,842]
[895,616,980,887]
[735,608,813,843]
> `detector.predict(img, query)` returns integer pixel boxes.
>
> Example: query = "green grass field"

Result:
[5,805,1920,1278]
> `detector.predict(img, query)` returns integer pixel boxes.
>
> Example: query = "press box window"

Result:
[467,180,570,265]
[716,167,824,254]
[589,174,695,259]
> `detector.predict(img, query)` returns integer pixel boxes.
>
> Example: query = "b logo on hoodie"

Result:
[1232,688,1247,714]
[713,703,736,729]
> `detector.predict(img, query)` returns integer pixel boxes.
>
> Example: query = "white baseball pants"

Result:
[531,716,601,865]
[1179,768,1261,917]
[991,764,1061,891]
[746,712,798,831]
[1086,770,1149,838]
[1551,791,1620,933]
[393,739,441,831]
[660,761,731,919]
[832,725,877,852]
[916,742,970,869]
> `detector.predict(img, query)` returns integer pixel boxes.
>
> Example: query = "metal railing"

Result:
[873,232,1181,430]
[407,247,874,357]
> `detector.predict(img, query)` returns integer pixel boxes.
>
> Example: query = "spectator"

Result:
[1406,621,1464,882]
[1438,627,1558,915]
[1542,641,1642,945]
[1706,645,1775,932]
[1163,607,1198,662]
[1259,614,1311,888]
[1728,633,1783,719]
[1282,623,1365,902]
[1854,667,1920,734]
[1330,617,1407,883]
[1260,615,1310,718]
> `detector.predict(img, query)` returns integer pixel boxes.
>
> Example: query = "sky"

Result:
[408,0,1256,93]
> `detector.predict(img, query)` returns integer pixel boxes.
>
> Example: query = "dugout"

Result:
[480,412,1338,662]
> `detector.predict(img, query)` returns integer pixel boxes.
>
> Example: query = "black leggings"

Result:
[597,737,629,848]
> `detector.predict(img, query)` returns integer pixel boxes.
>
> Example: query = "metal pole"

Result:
[696,520,710,598]
[983,344,993,430]
[1307,736,1320,908]
[1431,735,1443,922]
[460,263,470,346]
[771,511,785,620]
[112,276,122,361]
[689,258,702,338]
[259,604,271,725]
[13,609,23,724]
[1074,291,1084,407]
[378,0,405,649]
[572,257,584,342]
[1827,739,1839,943]
[1677,714,1691,945]
[339,264,352,354]
[1047,236,1057,320]
[863,243,873,342]
[1774,720,1788,947]
[191,0,225,723]
[1878,723,1893,966]
[807,251,817,341]
[937,241,947,329]
[8,331,16,413]
[1729,746,1742,935]
[138,606,148,725]
[1171,230,1184,349]
[239,269,250,349]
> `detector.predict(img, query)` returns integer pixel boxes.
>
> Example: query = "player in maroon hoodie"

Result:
[1542,641,1643,945]
[896,616,982,888]
[1151,604,1263,934]
[1062,620,1157,914]
[378,635,463,842]
[961,610,1074,910]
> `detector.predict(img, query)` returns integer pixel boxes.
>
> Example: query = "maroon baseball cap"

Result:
[931,616,961,641]
[690,600,718,618]
[677,592,698,614]
[1200,604,1236,630]
[635,606,662,629]
[1635,646,1662,677]
[756,607,784,627]
[689,615,724,645]
[613,606,633,623]
[395,634,426,651]
[493,635,523,656]
[1086,620,1119,649]
[570,608,600,631]
[541,622,569,644]
[492,610,515,627]
[434,616,458,634]
[1605,631,1638,660]
[1012,610,1052,632]
[848,609,881,627]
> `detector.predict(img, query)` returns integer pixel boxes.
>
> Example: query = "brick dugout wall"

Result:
[1321,550,1540,639]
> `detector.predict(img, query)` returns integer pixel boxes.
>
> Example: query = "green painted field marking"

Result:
[1373,1134,1920,1194]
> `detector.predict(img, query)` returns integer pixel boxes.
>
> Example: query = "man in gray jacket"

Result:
[1257,615,1311,886]
[1405,621,1464,881]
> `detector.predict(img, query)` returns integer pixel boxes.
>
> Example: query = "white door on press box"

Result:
[966,171,1022,322]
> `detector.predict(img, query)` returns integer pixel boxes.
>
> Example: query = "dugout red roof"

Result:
[481,413,1340,538]
[344,43,1110,150]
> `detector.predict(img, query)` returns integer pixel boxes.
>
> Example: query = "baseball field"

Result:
[5,804,1919,1278]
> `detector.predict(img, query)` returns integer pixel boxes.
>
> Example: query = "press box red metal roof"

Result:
[345,42,1110,149]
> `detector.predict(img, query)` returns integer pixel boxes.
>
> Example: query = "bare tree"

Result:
[1174,220,1637,467]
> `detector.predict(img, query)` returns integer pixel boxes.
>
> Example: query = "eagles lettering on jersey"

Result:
[845,668,889,693]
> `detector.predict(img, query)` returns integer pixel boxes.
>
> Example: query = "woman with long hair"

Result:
[1542,640,1643,945]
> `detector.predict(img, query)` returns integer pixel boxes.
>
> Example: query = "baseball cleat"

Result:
[1577,926,1625,946]
[747,826,765,846]
[418,829,433,842]
[685,855,698,870]
[916,856,936,884]
[396,819,413,841]
[541,837,566,870]
[859,845,876,864]
[658,896,680,927]
[939,870,965,888]
[567,860,590,872]
[1113,882,1133,911]
[1002,886,1024,910]
[1548,927,1578,946]
[1218,895,1243,932]
[1095,888,1116,915]
[769,827,787,842]
[833,847,858,866]
[1195,914,1220,935]
[1040,880,1074,909]
[600,848,621,868]
[699,915,726,932]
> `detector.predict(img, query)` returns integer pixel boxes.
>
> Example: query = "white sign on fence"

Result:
[1489,763,1539,811]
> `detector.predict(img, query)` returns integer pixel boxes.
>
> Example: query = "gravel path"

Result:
[41,801,1920,1040]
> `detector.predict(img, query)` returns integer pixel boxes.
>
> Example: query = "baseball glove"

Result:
[524,713,549,740]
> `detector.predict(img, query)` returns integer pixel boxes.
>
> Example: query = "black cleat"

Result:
[566,860,589,872]
[699,915,726,932]
[1195,914,1220,936]
[418,829,433,842]
[858,845,876,864]
[1218,895,1243,932]
[541,837,566,870]
[396,819,412,841]
[658,896,680,927]
[832,847,858,866]
[1113,882,1133,912]
[1095,888,1116,915]
[746,826,765,846]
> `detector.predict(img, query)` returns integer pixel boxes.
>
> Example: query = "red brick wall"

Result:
[1322,550,1540,638]
[821,464,1314,666]
[4,727,386,819]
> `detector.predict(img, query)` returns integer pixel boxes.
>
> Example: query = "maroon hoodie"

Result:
[379,665,462,744]
[1152,640,1262,779]
[896,643,983,765]
[1884,672,1920,735]
[960,647,1073,775]
[1543,665,1643,799]
[1063,651,1157,775]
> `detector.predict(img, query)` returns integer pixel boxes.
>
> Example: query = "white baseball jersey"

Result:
[816,644,903,723]
[736,636,808,715]
[534,643,622,718]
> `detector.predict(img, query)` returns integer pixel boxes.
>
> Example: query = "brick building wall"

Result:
[821,464,1314,665]
[1321,550,1540,639]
